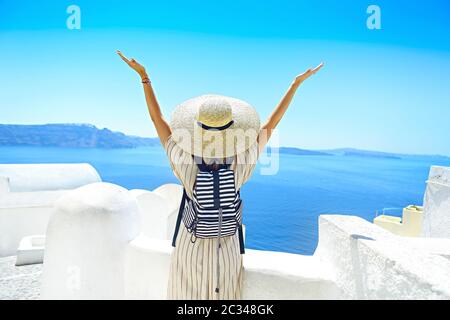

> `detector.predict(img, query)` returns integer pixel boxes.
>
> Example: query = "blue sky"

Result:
[0,0,449,155]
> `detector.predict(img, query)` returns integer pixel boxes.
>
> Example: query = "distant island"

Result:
[270,147,332,156]
[0,123,159,148]
[269,146,448,160]
[0,123,448,159]
[321,148,402,159]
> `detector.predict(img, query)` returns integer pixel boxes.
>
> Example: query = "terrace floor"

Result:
[0,256,42,300]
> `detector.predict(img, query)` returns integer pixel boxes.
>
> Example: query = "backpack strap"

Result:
[172,188,188,247]
[238,224,245,254]
[237,190,245,254]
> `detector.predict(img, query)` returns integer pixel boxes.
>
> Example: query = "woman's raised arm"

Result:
[117,50,171,146]
[257,62,324,153]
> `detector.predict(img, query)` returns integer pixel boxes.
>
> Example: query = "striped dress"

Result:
[164,136,259,300]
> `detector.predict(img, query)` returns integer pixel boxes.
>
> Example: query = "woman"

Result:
[117,50,323,299]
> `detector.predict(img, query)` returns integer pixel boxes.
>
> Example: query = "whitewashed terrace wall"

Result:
[124,235,342,300]
[315,215,450,299]
[39,177,450,299]
[0,163,101,257]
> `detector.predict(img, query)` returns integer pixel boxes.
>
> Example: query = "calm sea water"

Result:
[2,146,450,255]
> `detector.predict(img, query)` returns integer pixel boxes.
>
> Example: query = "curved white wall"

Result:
[153,184,183,239]
[0,163,101,192]
[129,184,183,241]
[129,189,170,239]
[40,182,139,299]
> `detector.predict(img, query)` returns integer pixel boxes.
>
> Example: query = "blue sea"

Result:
[2,146,450,255]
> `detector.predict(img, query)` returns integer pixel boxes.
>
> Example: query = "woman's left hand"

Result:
[293,62,324,86]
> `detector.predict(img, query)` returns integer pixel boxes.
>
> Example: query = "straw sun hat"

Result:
[169,94,260,159]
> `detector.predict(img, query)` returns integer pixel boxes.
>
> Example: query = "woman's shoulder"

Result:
[165,135,196,168]
[164,135,177,152]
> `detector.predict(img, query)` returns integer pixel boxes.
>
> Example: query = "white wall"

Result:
[0,163,102,257]
[124,235,342,300]
[36,179,450,300]
[241,250,341,299]
[125,235,173,299]
[422,166,450,238]
[0,206,52,257]
[40,182,139,300]
[153,184,183,240]
[0,163,101,192]
[129,184,183,242]
[314,215,450,299]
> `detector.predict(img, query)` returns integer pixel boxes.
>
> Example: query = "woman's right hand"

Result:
[293,62,324,86]
[116,50,148,79]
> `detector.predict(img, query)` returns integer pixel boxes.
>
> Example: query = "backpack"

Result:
[171,159,245,255]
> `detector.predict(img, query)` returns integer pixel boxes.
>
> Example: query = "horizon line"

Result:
[1,122,449,158]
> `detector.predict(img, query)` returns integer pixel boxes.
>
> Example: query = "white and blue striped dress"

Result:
[164,136,259,300]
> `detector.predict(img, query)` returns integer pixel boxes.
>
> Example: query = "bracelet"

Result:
[141,77,151,84]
